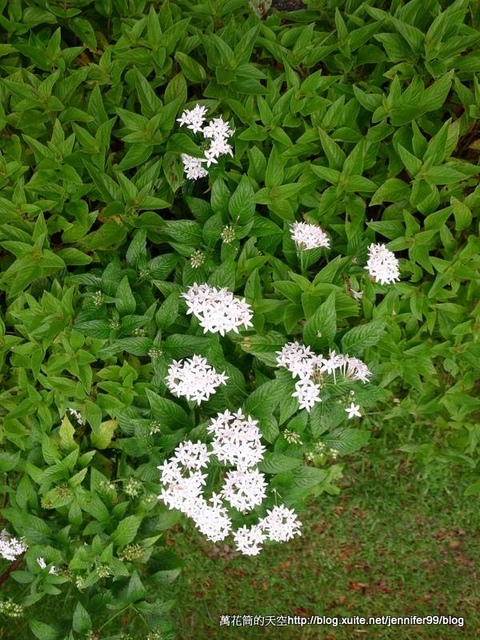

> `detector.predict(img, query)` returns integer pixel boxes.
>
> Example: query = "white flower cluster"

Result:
[208,409,265,469]
[365,243,400,285]
[158,409,301,555]
[0,530,27,561]
[182,283,253,336]
[233,504,302,556]
[276,342,371,414]
[291,221,330,250]
[177,105,234,180]
[166,355,228,405]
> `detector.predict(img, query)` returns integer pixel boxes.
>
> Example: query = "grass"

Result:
[170,426,480,640]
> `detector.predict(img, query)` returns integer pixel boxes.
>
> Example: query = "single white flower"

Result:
[365,243,400,285]
[345,402,361,419]
[291,221,330,250]
[204,137,234,167]
[351,288,363,300]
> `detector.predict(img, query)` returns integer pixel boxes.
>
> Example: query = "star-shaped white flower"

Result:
[345,402,361,419]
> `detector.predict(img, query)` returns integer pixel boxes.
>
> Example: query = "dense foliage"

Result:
[0,0,479,637]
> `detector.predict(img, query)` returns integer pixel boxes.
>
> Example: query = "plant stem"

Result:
[0,552,26,589]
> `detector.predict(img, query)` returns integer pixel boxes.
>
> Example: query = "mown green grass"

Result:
[171,427,480,640]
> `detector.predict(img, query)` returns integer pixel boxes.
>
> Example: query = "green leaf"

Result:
[116,276,136,315]
[303,291,336,348]
[164,334,214,359]
[323,427,370,454]
[146,389,192,429]
[156,291,180,329]
[91,420,117,450]
[229,175,255,225]
[112,515,142,546]
[239,331,286,366]
[126,228,148,268]
[59,416,77,452]
[370,178,410,205]
[244,379,283,419]
[41,486,73,510]
[451,196,472,231]
[70,17,97,50]
[74,320,111,339]
[341,321,386,356]
[175,51,207,82]
[72,602,92,634]
[208,259,236,290]
[29,620,59,640]
[0,451,21,472]
[210,179,231,215]
[419,71,454,112]
[166,133,204,157]
[166,220,202,245]
[396,145,422,176]
[258,453,302,474]
[56,248,92,266]
[126,571,147,603]
[310,164,340,184]
[83,220,127,250]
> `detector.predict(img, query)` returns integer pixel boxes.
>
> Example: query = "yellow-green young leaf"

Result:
[112,515,142,546]
[41,486,73,510]
[41,434,60,465]
[68,467,88,488]
[59,415,77,452]
[451,196,472,230]
[0,450,21,472]
[91,419,117,449]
